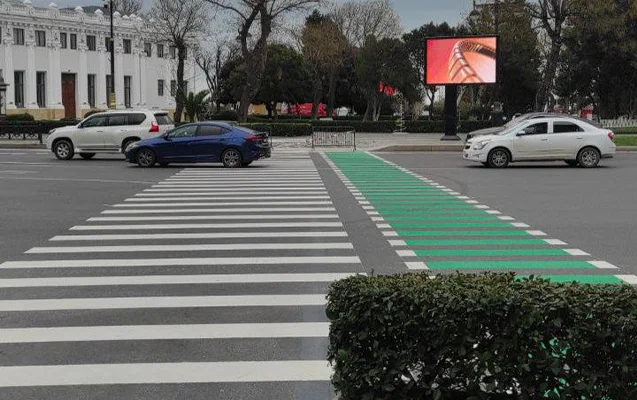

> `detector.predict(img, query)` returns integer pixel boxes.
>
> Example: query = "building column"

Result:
[97,35,107,109]
[139,55,147,107]
[115,35,125,109]
[47,29,64,117]
[3,26,16,110]
[25,32,38,109]
[77,43,90,116]
[132,42,141,107]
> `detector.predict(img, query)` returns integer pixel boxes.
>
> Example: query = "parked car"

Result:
[462,117,616,168]
[465,112,602,142]
[124,122,271,168]
[47,110,174,160]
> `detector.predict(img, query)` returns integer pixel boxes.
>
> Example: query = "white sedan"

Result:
[463,117,616,168]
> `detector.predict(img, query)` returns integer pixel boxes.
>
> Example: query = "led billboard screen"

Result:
[426,36,498,85]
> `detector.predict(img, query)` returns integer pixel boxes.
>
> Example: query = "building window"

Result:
[70,33,77,50]
[170,80,176,97]
[144,42,151,57]
[169,46,176,59]
[157,44,164,58]
[158,79,164,96]
[35,30,46,47]
[123,39,132,54]
[13,28,25,45]
[105,37,112,52]
[60,32,67,49]
[106,75,114,103]
[36,72,46,107]
[88,74,96,108]
[14,71,24,108]
[87,35,96,51]
[124,76,132,108]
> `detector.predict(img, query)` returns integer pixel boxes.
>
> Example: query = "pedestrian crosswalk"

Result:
[0,153,362,398]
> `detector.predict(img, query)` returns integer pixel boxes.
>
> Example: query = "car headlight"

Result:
[473,140,491,150]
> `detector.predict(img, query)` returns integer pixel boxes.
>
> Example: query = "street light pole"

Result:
[105,0,115,109]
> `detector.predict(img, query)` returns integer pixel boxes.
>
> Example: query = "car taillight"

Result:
[245,135,261,141]
[149,122,160,133]
[608,131,615,141]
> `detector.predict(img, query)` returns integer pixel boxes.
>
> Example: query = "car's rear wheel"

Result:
[577,147,601,168]
[487,148,510,168]
[565,160,579,167]
[80,153,96,160]
[222,148,242,168]
[53,139,74,160]
[136,148,156,168]
[122,138,139,154]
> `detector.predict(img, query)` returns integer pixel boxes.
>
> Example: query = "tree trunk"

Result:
[266,102,273,118]
[363,98,372,121]
[311,77,322,120]
[536,42,561,112]
[215,101,221,114]
[326,67,337,119]
[174,47,186,123]
[272,102,278,120]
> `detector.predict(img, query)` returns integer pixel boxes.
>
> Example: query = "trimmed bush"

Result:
[327,273,637,400]
[5,113,35,121]
[208,110,239,121]
[239,123,312,137]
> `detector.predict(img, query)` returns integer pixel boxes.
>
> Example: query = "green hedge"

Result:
[5,113,35,121]
[327,273,637,400]
[239,123,312,137]
[613,127,637,134]
[0,120,79,134]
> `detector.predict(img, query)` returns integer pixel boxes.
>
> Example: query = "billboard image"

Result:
[426,36,497,85]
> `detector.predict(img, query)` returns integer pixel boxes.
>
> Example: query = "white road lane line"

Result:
[526,230,547,236]
[0,295,328,311]
[124,196,331,201]
[0,256,361,269]
[589,261,619,269]
[88,214,339,222]
[153,184,326,188]
[70,222,344,230]
[564,249,590,256]
[0,273,364,288]
[26,242,354,254]
[135,192,327,196]
[616,275,637,284]
[544,239,567,245]
[0,361,332,386]
[101,207,337,214]
[51,232,349,241]
[114,201,333,207]
[0,323,331,343]
[144,188,328,192]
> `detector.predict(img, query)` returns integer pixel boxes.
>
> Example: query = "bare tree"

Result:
[332,0,402,48]
[527,0,582,111]
[194,40,240,114]
[150,0,208,123]
[204,0,320,122]
[112,0,142,16]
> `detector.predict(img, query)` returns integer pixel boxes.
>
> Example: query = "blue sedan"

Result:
[124,122,271,168]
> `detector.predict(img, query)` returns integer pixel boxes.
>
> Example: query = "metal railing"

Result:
[600,119,637,129]
[312,126,356,150]
[0,125,46,143]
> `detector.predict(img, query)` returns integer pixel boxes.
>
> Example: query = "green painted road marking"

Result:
[389,222,512,228]
[426,260,596,270]
[384,216,498,221]
[416,248,569,257]
[406,239,548,246]
[517,275,624,284]
[397,230,530,237]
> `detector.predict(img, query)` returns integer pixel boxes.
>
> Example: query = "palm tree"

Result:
[182,90,211,122]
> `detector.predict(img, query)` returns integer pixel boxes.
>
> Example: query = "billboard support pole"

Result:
[441,85,460,141]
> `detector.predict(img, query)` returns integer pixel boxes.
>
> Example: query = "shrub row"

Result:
[0,120,79,134]
[238,123,312,137]
[327,273,637,400]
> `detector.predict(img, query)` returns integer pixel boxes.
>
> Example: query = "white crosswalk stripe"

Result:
[0,154,360,397]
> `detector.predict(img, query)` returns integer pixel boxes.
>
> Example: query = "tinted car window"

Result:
[553,122,583,133]
[127,114,147,125]
[83,116,108,128]
[197,125,228,136]
[155,113,173,125]
[108,115,128,126]
[168,125,198,138]
[525,122,548,134]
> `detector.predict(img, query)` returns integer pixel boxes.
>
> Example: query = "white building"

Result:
[0,0,206,120]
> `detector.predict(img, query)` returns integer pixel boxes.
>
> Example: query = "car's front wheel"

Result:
[53,139,74,160]
[136,148,156,168]
[80,153,96,160]
[487,148,510,168]
[222,148,243,168]
[577,147,601,168]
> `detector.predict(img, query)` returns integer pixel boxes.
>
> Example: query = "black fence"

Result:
[0,121,78,144]
[312,126,356,150]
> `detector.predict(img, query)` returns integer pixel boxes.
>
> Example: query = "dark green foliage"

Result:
[5,113,35,121]
[238,123,312,137]
[207,110,239,121]
[327,273,637,400]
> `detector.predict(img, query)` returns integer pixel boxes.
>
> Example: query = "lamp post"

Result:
[104,0,115,109]
[0,72,8,120]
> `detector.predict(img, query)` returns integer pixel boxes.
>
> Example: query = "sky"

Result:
[42,0,471,32]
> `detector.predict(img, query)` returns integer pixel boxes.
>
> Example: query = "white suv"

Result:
[46,110,174,160]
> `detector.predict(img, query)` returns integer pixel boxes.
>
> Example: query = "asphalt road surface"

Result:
[0,148,635,399]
